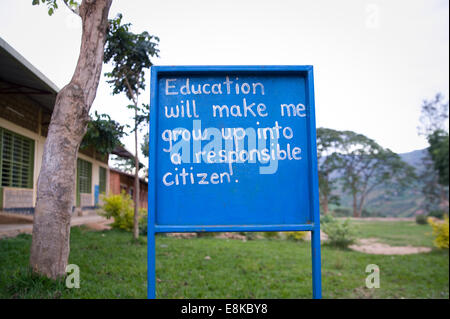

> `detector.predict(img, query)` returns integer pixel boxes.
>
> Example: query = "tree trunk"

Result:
[357,207,363,218]
[358,195,366,218]
[321,194,329,215]
[133,107,140,240]
[30,0,112,279]
[352,193,359,217]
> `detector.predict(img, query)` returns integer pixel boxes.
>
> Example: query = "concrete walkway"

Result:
[0,214,109,239]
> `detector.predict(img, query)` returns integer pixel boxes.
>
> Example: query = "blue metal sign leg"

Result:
[148,228,156,299]
[311,228,322,299]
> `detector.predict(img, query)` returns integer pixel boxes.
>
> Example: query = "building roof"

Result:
[0,37,145,166]
[111,144,135,160]
[109,167,148,184]
[111,145,145,169]
[0,37,59,112]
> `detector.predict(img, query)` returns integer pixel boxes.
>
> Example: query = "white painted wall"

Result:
[0,117,109,207]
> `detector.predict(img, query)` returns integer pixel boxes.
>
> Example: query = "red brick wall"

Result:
[109,170,148,209]
[109,170,121,195]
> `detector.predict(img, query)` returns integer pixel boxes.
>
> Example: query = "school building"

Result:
[0,37,130,215]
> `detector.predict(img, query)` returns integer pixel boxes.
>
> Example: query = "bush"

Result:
[285,231,307,241]
[321,214,335,225]
[138,209,148,235]
[322,217,357,248]
[263,232,279,239]
[362,209,386,218]
[239,232,259,240]
[428,216,449,249]
[415,214,428,225]
[333,207,352,217]
[428,210,445,220]
[100,191,146,232]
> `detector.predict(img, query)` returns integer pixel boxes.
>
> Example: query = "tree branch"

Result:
[123,75,138,107]
[63,0,80,16]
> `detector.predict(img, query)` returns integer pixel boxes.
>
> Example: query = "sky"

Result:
[0,0,448,161]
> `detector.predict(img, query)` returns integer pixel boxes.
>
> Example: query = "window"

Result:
[129,186,134,197]
[99,166,107,194]
[77,158,92,193]
[0,127,34,188]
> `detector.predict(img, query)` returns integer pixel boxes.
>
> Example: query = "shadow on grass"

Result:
[6,267,67,299]
[322,242,355,251]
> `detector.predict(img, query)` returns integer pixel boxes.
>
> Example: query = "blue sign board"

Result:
[148,66,321,299]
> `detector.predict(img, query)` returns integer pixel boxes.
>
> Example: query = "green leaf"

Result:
[104,13,159,106]
[81,112,128,155]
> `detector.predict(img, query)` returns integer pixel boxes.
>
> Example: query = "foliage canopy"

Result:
[104,13,159,102]
[81,111,127,155]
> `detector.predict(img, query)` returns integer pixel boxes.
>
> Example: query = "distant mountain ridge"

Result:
[399,148,427,171]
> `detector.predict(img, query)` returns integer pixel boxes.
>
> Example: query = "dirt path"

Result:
[349,238,432,255]
[0,214,110,239]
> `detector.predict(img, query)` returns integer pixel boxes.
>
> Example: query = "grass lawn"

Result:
[349,219,435,247]
[0,221,448,299]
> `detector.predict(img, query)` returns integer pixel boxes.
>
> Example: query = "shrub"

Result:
[263,232,279,239]
[285,231,307,241]
[428,216,449,249]
[138,209,148,235]
[415,214,428,225]
[333,207,352,217]
[100,191,146,232]
[239,232,259,240]
[362,209,386,218]
[322,217,356,248]
[321,214,335,225]
[428,210,445,220]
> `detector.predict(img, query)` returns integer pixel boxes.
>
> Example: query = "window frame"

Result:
[99,166,107,194]
[0,127,35,189]
[77,158,92,194]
